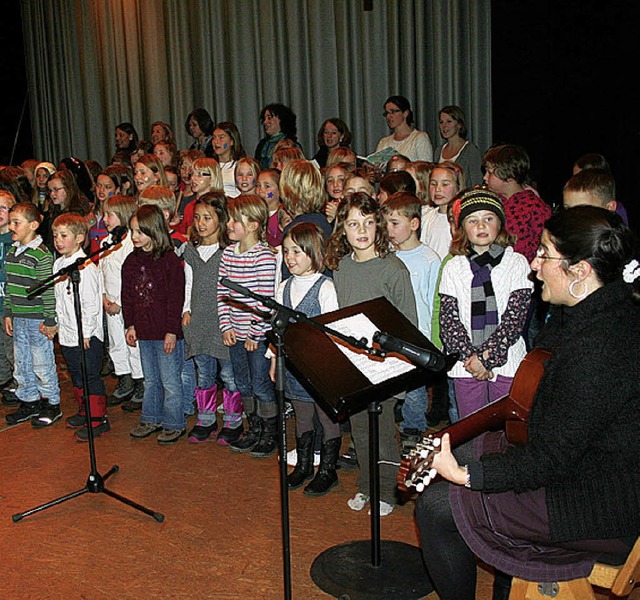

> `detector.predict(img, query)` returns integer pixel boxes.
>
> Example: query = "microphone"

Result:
[219,277,248,296]
[110,226,128,244]
[373,331,446,372]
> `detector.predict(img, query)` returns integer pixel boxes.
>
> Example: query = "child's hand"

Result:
[244,339,258,352]
[83,338,91,350]
[182,312,191,327]
[125,326,137,347]
[269,357,276,383]
[325,201,339,223]
[4,317,13,337]
[39,322,57,339]
[164,333,177,354]
[222,330,236,346]
[106,302,121,315]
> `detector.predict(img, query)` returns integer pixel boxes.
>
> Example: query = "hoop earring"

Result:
[569,279,588,300]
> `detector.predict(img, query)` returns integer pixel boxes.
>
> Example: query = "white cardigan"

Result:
[439,246,533,379]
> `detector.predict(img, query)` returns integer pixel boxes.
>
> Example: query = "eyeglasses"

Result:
[383,109,403,117]
[535,246,565,261]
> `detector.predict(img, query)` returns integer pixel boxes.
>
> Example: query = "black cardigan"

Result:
[472,280,640,542]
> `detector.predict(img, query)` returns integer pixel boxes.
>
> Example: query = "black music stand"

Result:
[282,298,441,599]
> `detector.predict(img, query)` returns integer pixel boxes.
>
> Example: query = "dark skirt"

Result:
[450,431,629,581]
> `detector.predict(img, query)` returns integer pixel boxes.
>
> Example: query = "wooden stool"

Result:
[509,537,640,599]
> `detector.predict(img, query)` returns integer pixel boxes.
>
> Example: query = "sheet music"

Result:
[327,313,415,384]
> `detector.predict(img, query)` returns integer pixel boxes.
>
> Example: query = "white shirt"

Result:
[54,249,104,346]
[99,233,133,304]
[220,161,240,198]
[183,243,219,314]
[421,206,451,260]
[375,129,434,162]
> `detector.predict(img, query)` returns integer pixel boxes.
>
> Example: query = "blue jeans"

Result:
[139,338,186,431]
[193,355,236,391]
[182,356,197,415]
[13,317,60,404]
[401,384,428,432]
[228,339,275,414]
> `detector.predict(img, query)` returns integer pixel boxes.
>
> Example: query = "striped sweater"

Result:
[4,237,56,326]
[217,242,276,341]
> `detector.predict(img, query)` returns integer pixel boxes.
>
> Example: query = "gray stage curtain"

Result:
[21,0,491,168]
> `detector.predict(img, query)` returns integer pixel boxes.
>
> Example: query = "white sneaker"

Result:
[369,500,395,517]
[287,448,321,467]
[347,492,370,511]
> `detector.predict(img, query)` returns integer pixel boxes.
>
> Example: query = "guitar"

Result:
[397,348,551,493]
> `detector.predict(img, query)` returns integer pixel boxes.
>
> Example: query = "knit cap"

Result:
[453,186,506,227]
[35,161,56,176]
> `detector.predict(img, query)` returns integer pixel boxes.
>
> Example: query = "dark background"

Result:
[2,1,638,227]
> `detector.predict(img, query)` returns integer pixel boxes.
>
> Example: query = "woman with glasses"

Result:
[374,95,433,162]
[416,205,640,600]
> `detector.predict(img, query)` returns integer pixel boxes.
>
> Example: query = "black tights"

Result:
[415,440,480,600]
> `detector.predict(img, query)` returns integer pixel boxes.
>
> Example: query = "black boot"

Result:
[287,430,315,489]
[304,437,341,496]
[251,417,278,458]
[230,413,261,453]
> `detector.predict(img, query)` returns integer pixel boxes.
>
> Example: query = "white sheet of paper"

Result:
[327,313,415,385]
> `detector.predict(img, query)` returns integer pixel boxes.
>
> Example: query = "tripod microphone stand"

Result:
[12,230,164,523]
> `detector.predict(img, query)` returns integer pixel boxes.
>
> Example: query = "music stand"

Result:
[282,298,441,599]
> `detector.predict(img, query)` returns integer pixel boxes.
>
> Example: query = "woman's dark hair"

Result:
[185,108,214,137]
[316,118,352,149]
[115,122,139,152]
[545,205,638,294]
[384,95,414,126]
[260,103,297,141]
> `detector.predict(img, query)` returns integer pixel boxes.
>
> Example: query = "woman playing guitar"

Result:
[415,206,640,600]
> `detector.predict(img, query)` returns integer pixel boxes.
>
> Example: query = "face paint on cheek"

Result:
[267,192,274,198]
[222,143,228,149]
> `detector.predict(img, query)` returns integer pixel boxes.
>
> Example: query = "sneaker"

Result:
[157,428,186,445]
[286,448,321,467]
[347,492,370,511]
[108,374,134,406]
[74,417,111,441]
[31,403,62,428]
[188,422,218,443]
[368,500,395,517]
[337,447,358,470]
[6,401,41,425]
[130,422,162,438]
[66,412,86,428]
[284,401,295,419]
[1,388,20,406]
[121,399,142,412]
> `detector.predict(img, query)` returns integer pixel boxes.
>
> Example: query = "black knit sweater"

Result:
[474,280,640,542]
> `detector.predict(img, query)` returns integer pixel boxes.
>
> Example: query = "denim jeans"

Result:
[228,339,275,413]
[182,356,197,415]
[401,384,428,432]
[139,338,186,431]
[60,337,106,396]
[0,317,14,383]
[13,317,60,404]
[193,354,236,391]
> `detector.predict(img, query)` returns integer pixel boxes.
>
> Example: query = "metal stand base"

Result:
[311,539,433,599]
[12,465,164,523]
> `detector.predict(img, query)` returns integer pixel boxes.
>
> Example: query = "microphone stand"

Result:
[12,234,164,523]
[219,277,377,600]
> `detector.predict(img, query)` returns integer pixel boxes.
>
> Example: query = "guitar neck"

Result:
[443,395,527,448]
